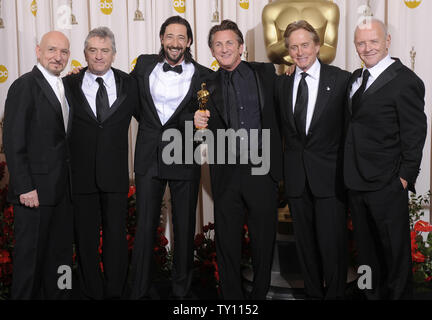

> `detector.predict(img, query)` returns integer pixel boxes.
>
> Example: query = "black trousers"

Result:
[348,176,413,300]
[287,182,348,299]
[73,192,129,300]
[12,193,73,300]
[129,172,199,299]
[214,166,278,300]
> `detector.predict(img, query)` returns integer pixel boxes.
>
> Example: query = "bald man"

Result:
[3,31,74,299]
[344,19,426,299]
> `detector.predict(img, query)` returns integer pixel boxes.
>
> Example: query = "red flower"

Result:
[411,230,418,251]
[194,233,205,247]
[203,225,209,233]
[412,251,426,263]
[426,276,432,282]
[160,235,169,247]
[157,227,164,235]
[414,220,432,233]
[0,250,11,264]
[128,185,136,198]
[208,223,215,230]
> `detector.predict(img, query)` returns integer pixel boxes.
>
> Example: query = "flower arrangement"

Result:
[192,222,251,292]
[409,192,432,289]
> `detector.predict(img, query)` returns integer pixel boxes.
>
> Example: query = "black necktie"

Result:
[96,77,109,122]
[294,72,308,137]
[224,70,239,130]
[351,69,370,112]
[163,62,183,74]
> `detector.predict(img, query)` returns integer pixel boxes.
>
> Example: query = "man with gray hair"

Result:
[344,18,426,299]
[64,26,139,299]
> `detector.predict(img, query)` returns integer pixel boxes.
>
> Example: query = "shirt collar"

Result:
[295,58,320,80]
[37,63,60,83]
[364,54,394,79]
[85,68,115,88]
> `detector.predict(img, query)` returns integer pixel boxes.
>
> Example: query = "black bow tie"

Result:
[163,63,183,74]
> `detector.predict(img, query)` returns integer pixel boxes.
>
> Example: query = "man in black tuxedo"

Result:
[129,16,212,299]
[275,20,350,299]
[3,31,73,299]
[64,27,138,299]
[344,19,426,299]
[194,20,283,299]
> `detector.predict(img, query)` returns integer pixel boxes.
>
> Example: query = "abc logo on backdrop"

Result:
[100,0,113,15]
[173,0,186,14]
[239,0,249,10]
[0,65,9,84]
[404,0,422,9]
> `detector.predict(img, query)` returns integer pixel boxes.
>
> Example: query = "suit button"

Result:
[99,125,103,129]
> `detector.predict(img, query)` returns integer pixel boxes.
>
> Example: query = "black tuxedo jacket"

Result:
[63,67,139,194]
[205,62,283,199]
[131,54,212,180]
[276,63,350,198]
[3,66,72,205]
[344,58,426,192]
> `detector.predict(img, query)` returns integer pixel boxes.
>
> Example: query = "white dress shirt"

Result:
[292,58,321,135]
[37,63,69,110]
[350,54,395,98]
[149,60,195,125]
[81,68,117,116]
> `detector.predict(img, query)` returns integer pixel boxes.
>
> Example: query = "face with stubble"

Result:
[160,23,191,66]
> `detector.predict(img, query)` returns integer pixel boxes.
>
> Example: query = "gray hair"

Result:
[84,26,117,53]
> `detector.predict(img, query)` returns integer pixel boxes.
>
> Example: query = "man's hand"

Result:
[66,66,83,76]
[400,177,408,190]
[285,64,296,76]
[19,190,40,208]
[194,110,210,129]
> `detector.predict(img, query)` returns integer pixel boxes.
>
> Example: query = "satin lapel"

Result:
[251,67,265,112]
[32,67,64,129]
[140,62,162,126]
[208,71,227,128]
[308,64,335,131]
[282,75,296,132]
[362,59,400,99]
[73,68,99,122]
[347,69,362,115]
[100,70,126,123]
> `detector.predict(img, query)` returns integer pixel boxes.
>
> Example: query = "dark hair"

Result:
[158,15,193,63]
[283,20,320,47]
[208,19,244,49]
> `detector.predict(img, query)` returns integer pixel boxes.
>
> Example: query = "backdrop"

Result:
[0,0,430,238]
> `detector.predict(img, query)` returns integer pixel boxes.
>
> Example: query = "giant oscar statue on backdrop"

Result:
[262,0,339,74]
[260,0,341,299]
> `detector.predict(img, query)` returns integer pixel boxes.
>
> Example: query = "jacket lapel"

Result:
[100,69,126,123]
[208,71,228,128]
[308,63,335,132]
[347,68,362,115]
[74,68,99,122]
[32,67,64,131]
[362,58,401,99]
[139,61,162,126]
[282,75,296,132]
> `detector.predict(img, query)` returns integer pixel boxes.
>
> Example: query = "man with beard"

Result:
[129,15,212,299]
